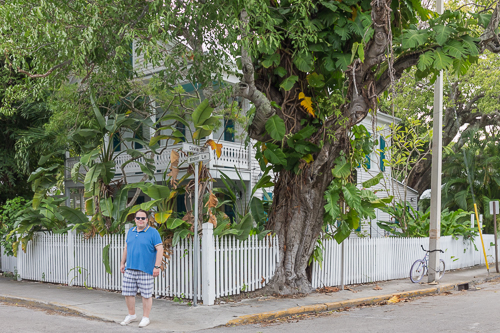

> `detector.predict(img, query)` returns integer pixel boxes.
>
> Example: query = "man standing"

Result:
[120,209,163,328]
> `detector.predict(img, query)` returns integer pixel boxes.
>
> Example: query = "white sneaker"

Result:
[138,317,150,328]
[120,314,137,326]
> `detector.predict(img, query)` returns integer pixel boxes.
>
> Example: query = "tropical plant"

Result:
[378,118,432,228]
[212,166,274,240]
[9,196,89,256]
[378,203,477,239]
[0,197,30,256]
[441,129,500,234]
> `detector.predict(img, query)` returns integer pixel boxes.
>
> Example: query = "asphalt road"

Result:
[1,278,500,333]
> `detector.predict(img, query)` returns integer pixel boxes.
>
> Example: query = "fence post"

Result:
[201,223,215,305]
[67,228,76,286]
[125,223,131,236]
[16,233,22,281]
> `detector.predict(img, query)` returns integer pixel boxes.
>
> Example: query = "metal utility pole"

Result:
[428,0,444,283]
[193,161,199,306]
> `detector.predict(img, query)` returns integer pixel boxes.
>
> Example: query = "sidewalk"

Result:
[0,265,498,332]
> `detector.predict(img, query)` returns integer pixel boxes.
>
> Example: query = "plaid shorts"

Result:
[122,269,154,299]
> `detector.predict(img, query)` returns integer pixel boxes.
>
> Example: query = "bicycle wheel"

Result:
[436,259,446,280]
[410,260,426,283]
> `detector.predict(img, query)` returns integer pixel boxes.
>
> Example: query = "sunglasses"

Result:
[135,217,147,221]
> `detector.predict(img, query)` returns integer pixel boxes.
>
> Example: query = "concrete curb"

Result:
[0,295,109,322]
[226,275,500,326]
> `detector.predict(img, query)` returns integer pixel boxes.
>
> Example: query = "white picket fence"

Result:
[214,234,279,298]
[3,230,495,302]
[312,234,498,288]
[1,248,17,274]
[0,224,279,305]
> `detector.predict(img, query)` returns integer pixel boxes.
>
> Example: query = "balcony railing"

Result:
[65,141,250,180]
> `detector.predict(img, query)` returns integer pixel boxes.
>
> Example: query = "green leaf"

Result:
[307,72,325,88]
[234,213,253,241]
[343,183,362,210]
[433,25,454,46]
[84,165,101,192]
[324,57,336,71]
[150,135,179,146]
[142,184,171,200]
[137,162,155,179]
[443,40,465,59]
[154,211,173,224]
[274,66,288,78]
[192,99,213,127]
[432,49,453,71]
[90,90,106,130]
[401,29,429,49]
[172,229,190,247]
[156,114,190,129]
[250,197,266,224]
[167,218,185,230]
[334,221,351,244]
[335,53,352,71]
[454,190,468,210]
[280,75,299,91]
[417,51,435,71]
[321,1,338,12]
[335,26,351,40]
[102,244,112,274]
[324,185,341,220]
[362,172,384,188]
[293,52,314,72]
[265,115,286,141]
[332,157,351,179]
[58,206,89,224]
[262,53,280,68]
[71,162,82,183]
[461,35,479,56]
[263,145,287,165]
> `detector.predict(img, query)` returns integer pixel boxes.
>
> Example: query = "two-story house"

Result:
[64,43,417,235]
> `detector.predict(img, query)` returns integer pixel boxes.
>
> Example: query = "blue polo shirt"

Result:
[126,225,162,275]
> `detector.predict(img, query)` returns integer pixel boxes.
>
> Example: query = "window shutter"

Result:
[363,132,371,169]
[380,136,386,172]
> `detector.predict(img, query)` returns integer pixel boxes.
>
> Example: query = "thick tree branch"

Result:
[233,9,274,142]
[375,52,422,95]
[344,0,393,126]
[480,0,500,53]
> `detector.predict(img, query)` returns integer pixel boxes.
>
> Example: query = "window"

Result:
[112,132,121,152]
[224,203,235,223]
[380,136,386,172]
[176,122,186,142]
[134,129,143,149]
[177,194,186,217]
[224,118,235,142]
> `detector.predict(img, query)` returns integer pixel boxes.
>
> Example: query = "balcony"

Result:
[65,141,250,180]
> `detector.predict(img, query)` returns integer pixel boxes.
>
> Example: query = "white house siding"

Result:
[351,113,418,238]
[133,40,167,76]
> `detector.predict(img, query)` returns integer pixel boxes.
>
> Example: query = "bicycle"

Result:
[410,245,446,283]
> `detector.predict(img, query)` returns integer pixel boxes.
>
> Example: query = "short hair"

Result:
[135,209,149,218]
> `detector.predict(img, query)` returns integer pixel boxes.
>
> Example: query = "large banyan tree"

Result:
[2,0,500,294]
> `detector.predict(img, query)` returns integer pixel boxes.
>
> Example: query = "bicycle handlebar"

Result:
[421,245,444,253]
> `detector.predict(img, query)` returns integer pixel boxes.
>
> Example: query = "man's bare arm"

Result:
[120,244,127,274]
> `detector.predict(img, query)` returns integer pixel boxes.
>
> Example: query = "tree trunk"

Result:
[263,142,344,294]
